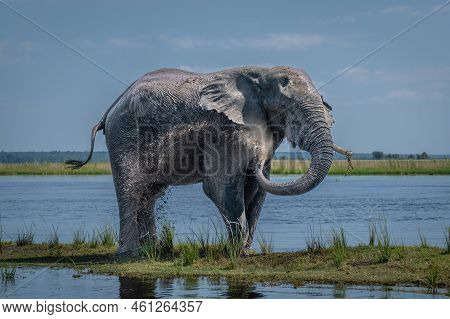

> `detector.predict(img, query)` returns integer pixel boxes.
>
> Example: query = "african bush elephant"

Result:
[67,66,351,256]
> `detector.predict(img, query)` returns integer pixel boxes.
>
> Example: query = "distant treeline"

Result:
[0,151,449,163]
[273,151,450,160]
[0,151,110,163]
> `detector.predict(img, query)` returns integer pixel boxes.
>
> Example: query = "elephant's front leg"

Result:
[244,179,266,251]
[244,161,270,251]
[202,175,248,245]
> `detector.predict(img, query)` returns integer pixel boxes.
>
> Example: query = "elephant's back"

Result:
[104,69,218,133]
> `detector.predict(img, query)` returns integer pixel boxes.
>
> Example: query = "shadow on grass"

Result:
[2,253,116,265]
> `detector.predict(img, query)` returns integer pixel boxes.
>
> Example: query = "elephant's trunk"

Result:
[256,120,333,196]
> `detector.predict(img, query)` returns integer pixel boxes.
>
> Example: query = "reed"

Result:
[445,226,450,254]
[225,236,244,269]
[159,223,175,259]
[330,227,347,269]
[88,230,100,248]
[426,264,440,292]
[418,229,428,248]
[376,219,391,263]
[192,227,212,258]
[368,222,376,246]
[16,226,34,246]
[99,226,117,247]
[0,217,3,254]
[47,225,59,248]
[1,265,16,283]
[139,238,157,260]
[178,241,200,266]
[305,225,325,254]
[332,245,346,269]
[257,233,274,255]
[331,227,347,249]
[72,227,87,247]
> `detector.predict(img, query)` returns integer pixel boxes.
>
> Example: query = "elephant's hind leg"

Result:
[110,154,166,257]
[137,183,167,244]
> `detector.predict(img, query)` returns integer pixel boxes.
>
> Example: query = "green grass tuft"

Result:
[445,226,450,255]
[178,241,200,266]
[257,233,274,255]
[305,225,325,254]
[47,225,59,248]
[426,264,440,292]
[331,227,347,249]
[88,230,100,248]
[16,226,34,246]
[72,227,87,247]
[369,222,376,246]
[0,217,4,254]
[332,245,346,269]
[376,219,391,263]
[330,227,347,269]
[1,265,17,282]
[99,226,117,247]
[139,238,158,260]
[418,229,428,248]
[159,223,175,259]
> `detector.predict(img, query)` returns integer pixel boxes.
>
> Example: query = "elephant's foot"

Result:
[240,246,252,257]
[116,239,140,258]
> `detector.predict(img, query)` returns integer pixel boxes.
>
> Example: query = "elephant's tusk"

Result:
[333,143,354,172]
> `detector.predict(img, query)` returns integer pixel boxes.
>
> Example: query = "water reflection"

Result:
[225,281,264,299]
[1,268,449,299]
[119,277,156,299]
[333,284,347,299]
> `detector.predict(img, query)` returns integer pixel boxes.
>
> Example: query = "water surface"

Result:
[1,175,449,249]
[1,268,447,299]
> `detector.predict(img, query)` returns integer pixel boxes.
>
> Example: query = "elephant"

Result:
[67,66,351,256]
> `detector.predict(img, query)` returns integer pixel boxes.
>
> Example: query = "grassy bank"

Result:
[2,222,449,288]
[1,160,450,175]
[271,159,450,175]
[1,242,449,288]
[1,243,448,288]
[0,162,111,175]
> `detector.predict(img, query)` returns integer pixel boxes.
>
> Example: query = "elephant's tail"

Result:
[65,122,103,169]
[65,80,138,170]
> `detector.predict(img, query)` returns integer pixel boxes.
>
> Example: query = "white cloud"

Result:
[332,66,449,103]
[315,15,356,24]
[372,88,444,103]
[0,40,39,65]
[105,37,147,48]
[162,33,325,50]
[379,4,429,17]
[380,5,412,15]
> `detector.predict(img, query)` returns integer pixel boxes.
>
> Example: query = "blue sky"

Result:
[0,0,449,153]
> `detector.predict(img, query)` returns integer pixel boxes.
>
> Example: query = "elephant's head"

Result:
[200,66,335,196]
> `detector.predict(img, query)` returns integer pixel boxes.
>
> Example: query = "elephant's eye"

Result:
[280,77,289,87]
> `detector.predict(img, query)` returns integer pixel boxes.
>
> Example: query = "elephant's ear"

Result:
[199,71,265,125]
